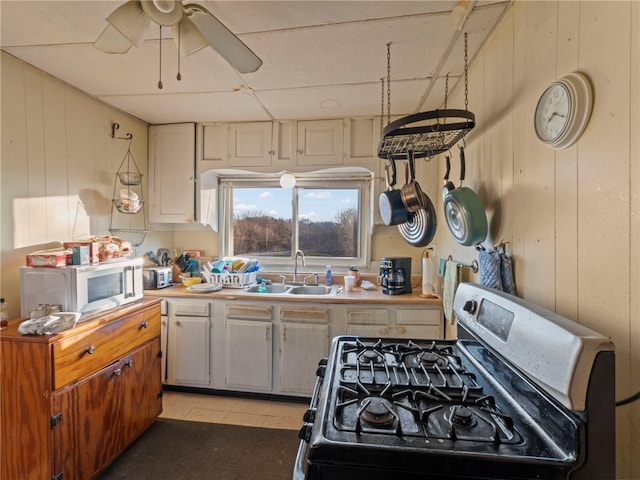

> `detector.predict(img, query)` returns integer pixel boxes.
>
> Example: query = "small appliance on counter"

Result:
[142,266,173,290]
[379,257,412,295]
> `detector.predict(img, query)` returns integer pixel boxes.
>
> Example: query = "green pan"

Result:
[443,146,488,246]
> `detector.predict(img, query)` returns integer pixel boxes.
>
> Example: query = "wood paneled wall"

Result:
[429,1,639,476]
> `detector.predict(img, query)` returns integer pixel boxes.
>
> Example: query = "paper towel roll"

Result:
[422,254,435,296]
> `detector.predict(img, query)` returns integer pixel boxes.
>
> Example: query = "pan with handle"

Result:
[400,150,426,212]
[379,162,411,226]
[442,145,488,246]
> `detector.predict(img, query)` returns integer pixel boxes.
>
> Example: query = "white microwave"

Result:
[20,257,143,317]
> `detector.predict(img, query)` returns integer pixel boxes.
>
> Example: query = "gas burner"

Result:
[358,397,396,426]
[396,340,462,370]
[446,405,476,427]
[359,349,384,365]
[416,351,449,368]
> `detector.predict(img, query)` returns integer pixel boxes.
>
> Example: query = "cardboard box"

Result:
[63,241,100,264]
[26,249,72,268]
[72,246,90,265]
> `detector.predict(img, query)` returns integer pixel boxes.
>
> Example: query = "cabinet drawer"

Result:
[53,308,160,389]
[396,309,441,326]
[225,303,272,320]
[346,309,388,325]
[280,306,329,323]
[172,301,210,317]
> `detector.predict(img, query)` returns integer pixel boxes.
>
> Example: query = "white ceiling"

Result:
[0,1,512,125]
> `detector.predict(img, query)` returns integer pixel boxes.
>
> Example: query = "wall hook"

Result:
[111,123,133,140]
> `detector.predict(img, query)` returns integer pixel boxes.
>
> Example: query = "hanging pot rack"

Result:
[377,33,474,161]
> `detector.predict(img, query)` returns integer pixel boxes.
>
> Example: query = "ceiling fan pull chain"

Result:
[176,22,182,81]
[158,25,163,90]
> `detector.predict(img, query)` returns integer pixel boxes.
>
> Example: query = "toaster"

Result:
[142,266,173,289]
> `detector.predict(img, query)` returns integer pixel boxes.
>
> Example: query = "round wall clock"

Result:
[534,72,594,150]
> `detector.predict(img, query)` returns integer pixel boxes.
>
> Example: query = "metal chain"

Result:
[444,73,449,109]
[464,32,469,110]
[380,78,385,134]
[386,42,391,125]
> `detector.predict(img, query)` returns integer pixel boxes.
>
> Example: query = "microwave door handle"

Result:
[124,266,134,299]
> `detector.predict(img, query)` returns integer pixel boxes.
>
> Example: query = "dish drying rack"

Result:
[377,109,475,161]
[109,124,148,247]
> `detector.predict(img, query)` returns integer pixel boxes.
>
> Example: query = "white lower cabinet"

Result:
[223,303,273,392]
[165,298,211,387]
[277,306,330,396]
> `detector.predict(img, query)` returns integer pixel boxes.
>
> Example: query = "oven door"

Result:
[294,359,327,480]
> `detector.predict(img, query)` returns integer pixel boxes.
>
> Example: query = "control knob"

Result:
[463,300,477,314]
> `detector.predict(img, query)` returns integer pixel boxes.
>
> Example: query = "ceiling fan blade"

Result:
[185,4,262,73]
[94,24,133,54]
[170,14,208,56]
[107,0,150,48]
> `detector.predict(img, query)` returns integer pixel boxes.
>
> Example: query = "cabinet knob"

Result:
[125,359,134,368]
[113,368,122,377]
[85,345,96,355]
[140,321,150,329]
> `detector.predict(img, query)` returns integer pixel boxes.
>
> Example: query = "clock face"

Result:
[534,82,571,143]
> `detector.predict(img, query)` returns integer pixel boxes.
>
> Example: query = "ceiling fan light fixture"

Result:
[171,14,208,56]
[107,0,150,48]
[186,5,262,73]
[141,0,183,27]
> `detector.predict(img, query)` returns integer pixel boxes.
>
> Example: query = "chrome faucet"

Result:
[293,250,305,283]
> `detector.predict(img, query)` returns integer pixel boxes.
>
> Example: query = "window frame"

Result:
[218,170,373,270]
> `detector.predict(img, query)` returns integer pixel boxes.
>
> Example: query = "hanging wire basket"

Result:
[109,228,148,247]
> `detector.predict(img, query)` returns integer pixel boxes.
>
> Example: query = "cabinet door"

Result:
[225,319,273,392]
[53,361,124,480]
[279,322,329,395]
[228,122,273,167]
[167,315,211,386]
[395,308,443,339]
[122,339,163,446]
[148,123,196,223]
[296,119,344,166]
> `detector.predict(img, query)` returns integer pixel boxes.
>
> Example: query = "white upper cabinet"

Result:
[148,123,196,223]
[202,122,273,168]
[296,119,345,166]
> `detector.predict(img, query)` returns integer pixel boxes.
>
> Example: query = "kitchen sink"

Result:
[244,284,291,294]
[241,283,338,296]
[288,285,334,295]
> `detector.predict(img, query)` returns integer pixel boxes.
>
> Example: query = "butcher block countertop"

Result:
[144,283,442,306]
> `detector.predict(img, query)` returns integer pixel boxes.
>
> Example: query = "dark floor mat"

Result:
[97,418,300,480]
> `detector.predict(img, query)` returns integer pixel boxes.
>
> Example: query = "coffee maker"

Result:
[379,257,412,295]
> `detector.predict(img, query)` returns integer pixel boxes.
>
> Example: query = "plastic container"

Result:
[325,265,333,286]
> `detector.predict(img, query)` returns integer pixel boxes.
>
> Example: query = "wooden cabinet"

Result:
[165,298,211,387]
[148,123,196,223]
[296,119,345,166]
[202,122,273,168]
[277,305,330,395]
[223,303,273,392]
[0,298,162,480]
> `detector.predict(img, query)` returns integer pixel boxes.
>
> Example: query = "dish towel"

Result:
[442,259,459,325]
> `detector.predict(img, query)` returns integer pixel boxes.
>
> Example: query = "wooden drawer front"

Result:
[53,308,160,389]
[171,301,209,317]
[280,306,329,323]
[346,309,388,325]
[396,309,441,326]
[225,303,272,320]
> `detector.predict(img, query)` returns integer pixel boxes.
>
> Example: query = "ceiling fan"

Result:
[94,0,262,74]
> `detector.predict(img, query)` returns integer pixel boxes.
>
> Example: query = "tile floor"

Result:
[160,390,307,431]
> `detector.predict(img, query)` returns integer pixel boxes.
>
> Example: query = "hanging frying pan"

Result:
[398,191,437,247]
[379,162,411,226]
[443,146,488,246]
[400,150,426,212]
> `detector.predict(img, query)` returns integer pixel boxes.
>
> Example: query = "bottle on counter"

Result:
[0,297,8,330]
[325,265,333,286]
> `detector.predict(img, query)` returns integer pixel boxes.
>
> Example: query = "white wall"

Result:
[0,52,150,316]
[430,1,639,476]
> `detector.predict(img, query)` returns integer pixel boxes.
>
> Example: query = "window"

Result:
[218,170,373,269]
